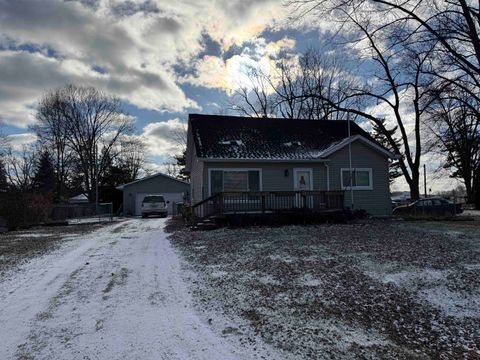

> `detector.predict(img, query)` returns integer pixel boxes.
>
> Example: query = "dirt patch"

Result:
[164,217,185,234]
[171,220,480,359]
[0,224,103,277]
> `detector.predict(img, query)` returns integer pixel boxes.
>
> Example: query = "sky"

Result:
[0,0,461,192]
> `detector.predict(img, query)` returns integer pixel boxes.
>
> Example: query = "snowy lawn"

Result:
[0,223,102,276]
[0,218,280,360]
[169,219,480,359]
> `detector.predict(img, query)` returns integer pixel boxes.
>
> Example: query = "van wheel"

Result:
[142,214,147,218]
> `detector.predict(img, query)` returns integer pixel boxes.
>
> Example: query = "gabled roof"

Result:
[116,172,189,190]
[189,114,397,161]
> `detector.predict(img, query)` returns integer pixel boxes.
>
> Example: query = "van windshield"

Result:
[142,196,165,203]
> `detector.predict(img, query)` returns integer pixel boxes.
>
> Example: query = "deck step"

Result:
[192,219,219,231]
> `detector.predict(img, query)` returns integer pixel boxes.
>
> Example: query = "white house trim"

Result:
[340,167,373,191]
[116,172,189,190]
[207,168,263,196]
[321,135,399,159]
[324,163,330,191]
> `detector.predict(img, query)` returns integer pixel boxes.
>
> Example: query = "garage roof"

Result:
[116,172,189,190]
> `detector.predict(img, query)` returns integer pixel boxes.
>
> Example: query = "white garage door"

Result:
[134,192,185,216]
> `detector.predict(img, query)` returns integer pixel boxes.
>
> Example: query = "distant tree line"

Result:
[0,85,147,226]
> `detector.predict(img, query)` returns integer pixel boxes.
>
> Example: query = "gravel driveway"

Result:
[0,218,277,360]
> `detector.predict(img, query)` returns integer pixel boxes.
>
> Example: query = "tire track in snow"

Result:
[1,218,280,360]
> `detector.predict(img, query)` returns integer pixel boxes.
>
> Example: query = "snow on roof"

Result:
[116,172,189,190]
[283,141,302,147]
[70,193,88,201]
[219,140,244,146]
[189,114,393,160]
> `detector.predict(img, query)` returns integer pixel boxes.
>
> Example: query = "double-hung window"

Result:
[209,169,261,195]
[341,168,373,190]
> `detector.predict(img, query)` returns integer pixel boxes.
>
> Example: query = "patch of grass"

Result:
[164,217,185,234]
[170,220,480,359]
[0,224,103,276]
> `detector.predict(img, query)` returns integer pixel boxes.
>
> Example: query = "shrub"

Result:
[0,191,53,229]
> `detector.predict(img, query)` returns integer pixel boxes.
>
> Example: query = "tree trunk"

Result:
[409,169,421,200]
[410,183,420,201]
[475,166,480,209]
[465,179,475,204]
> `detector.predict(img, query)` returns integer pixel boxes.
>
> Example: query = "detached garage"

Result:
[117,173,189,216]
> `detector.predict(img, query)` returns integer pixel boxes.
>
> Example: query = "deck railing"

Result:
[191,191,344,220]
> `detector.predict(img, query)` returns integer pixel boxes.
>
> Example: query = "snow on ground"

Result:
[170,220,480,359]
[15,233,54,238]
[67,216,121,225]
[0,218,280,360]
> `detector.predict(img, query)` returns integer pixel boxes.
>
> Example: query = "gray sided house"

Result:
[185,114,397,217]
[117,173,189,216]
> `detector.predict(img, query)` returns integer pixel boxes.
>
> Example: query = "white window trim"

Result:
[293,168,313,191]
[208,168,263,196]
[340,168,373,190]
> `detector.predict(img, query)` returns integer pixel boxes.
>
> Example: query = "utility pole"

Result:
[95,143,99,215]
[423,164,427,199]
[347,111,354,209]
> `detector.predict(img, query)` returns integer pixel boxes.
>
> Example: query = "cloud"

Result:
[141,118,186,161]
[5,132,38,151]
[0,50,197,128]
[0,0,292,128]
[182,37,296,93]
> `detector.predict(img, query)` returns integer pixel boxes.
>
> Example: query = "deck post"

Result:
[219,193,224,216]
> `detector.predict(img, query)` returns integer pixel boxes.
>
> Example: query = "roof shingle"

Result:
[189,114,381,160]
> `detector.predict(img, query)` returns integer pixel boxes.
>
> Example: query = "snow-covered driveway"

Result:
[0,218,259,360]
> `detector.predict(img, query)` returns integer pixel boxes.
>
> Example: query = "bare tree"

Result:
[425,85,480,203]
[230,50,353,120]
[229,66,276,118]
[285,2,439,199]
[162,120,189,180]
[163,161,182,179]
[4,145,37,192]
[34,84,134,202]
[33,89,73,200]
[117,137,146,182]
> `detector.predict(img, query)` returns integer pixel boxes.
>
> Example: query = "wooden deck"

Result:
[191,191,345,221]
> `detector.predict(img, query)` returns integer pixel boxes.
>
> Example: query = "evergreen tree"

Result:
[174,150,189,181]
[102,164,137,187]
[0,159,8,192]
[32,150,55,193]
[371,119,403,184]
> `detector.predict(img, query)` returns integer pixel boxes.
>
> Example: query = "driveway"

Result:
[0,219,274,360]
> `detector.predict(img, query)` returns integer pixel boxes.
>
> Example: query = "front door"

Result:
[294,168,313,191]
[293,168,313,207]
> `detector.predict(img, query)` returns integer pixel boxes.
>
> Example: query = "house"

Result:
[68,193,89,204]
[117,173,189,216]
[185,114,397,218]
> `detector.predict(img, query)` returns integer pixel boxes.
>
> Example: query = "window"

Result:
[341,168,373,190]
[209,169,261,195]
[224,171,248,192]
[142,195,165,203]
